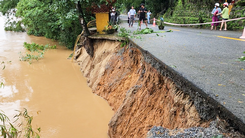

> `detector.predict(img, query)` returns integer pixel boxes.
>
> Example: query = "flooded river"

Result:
[0,15,113,137]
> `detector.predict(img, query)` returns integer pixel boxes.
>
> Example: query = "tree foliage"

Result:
[0,0,19,16]
[15,0,82,49]
[0,0,108,49]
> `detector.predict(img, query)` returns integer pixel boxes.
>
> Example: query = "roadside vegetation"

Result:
[117,27,172,47]
[239,51,245,61]
[163,0,245,30]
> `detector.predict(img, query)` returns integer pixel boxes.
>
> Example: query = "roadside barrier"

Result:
[240,26,245,39]
[120,16,245,27]
[161,17,245,26]
[154,17,245,38]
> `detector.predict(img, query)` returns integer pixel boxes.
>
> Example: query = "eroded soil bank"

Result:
[75,39,245,138]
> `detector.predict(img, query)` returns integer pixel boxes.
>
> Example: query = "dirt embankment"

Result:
[74,39,244,138]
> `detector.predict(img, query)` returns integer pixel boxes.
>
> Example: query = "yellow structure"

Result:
[228,4,233,14]
[95,12,109,34]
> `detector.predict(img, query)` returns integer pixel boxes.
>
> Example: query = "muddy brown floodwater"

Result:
[0,15,113,138]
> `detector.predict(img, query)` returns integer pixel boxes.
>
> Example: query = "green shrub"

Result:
[163,0,245,30]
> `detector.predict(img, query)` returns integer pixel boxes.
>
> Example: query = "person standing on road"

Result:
[110,9,116,25]
[147,10,151,24]
[127,11,130,24]
[217,2,229,31]
[211,3,221,30]
[128,6,136,27]
[138,3,148,30]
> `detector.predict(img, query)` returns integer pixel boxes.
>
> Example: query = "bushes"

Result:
[163,0,212,28]
[228,7,245,30]
[235,0,245,6]
[15,0,83,49]
[163,0,245,30]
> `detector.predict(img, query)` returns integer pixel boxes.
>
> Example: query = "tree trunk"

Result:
[76,1,90,37]
[76,1,93,57]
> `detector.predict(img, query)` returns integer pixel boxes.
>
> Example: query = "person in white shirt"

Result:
[147,10,151,24]
[128,11,130,24]
[110,9,116,25]
[128,6,136,27]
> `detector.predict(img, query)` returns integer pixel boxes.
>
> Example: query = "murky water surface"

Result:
[0,15,113,138]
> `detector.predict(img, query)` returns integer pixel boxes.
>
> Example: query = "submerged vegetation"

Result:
[23,42,56,51]
[1,61,11,70]
[19,42,56,64]
[0,82,3,88]
[4,20,25,32]
[0,109,40,138]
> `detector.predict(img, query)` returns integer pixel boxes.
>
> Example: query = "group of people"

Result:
[127,4,151,30]
[211,2,230,31]
[125,2,231,31]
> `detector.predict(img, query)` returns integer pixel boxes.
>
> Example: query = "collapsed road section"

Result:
[74,35,245,137]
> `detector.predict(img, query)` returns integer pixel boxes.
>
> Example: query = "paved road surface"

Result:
[119,15,245,125]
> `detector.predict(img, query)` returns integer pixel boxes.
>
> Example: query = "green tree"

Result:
[0,0,19,16]
[1,0,109,49]
[15,0,83,49]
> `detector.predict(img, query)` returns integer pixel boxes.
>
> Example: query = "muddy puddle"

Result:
[0,15,113,138]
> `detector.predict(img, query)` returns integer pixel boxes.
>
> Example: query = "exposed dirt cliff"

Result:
[75,39,211,137]
[74,38,245,138]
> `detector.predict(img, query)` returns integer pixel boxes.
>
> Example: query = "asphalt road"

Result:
[119,15,245,125]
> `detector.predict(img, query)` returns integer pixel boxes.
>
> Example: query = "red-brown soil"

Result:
[75,40,209,138]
